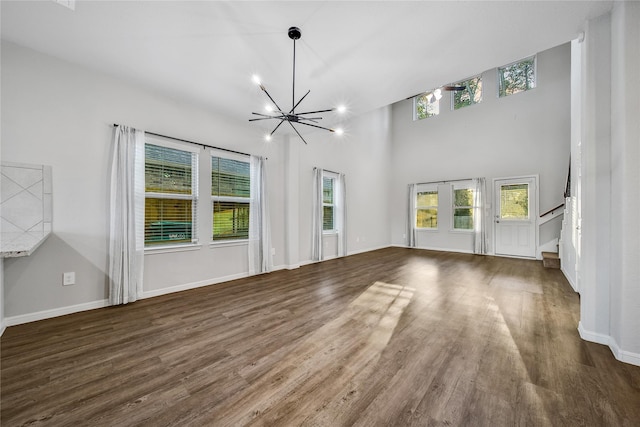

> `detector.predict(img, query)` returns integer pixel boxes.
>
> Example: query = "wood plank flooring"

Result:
[2,247,640,426]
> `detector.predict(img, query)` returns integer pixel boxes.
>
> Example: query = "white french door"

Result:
[494,176,537,258]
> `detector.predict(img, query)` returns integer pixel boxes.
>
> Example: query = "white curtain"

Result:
[248,155,272,275]
[407,183,417,247]
[336,173,347,257]
[473,177,487,255]
[311,167,324,261]
[109,125,145,305]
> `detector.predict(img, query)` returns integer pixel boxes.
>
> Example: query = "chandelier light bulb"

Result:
[335,128,344,136]
[252,74,261,86]
[336,105,347,114]
[434,88,443,100]
[265,104,274,112]
[265,134,272,142]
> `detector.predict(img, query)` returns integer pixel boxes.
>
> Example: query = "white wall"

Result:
[579,2,640,365]
[0,41,283,320]
[609,0,640,362]
[390,43,571,254]
[294,107,392,263]
[1,41,392,323]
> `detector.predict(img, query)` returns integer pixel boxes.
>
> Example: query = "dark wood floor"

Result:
[2,247,640,426]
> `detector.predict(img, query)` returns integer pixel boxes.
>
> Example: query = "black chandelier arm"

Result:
[249,112,283,121]
[258,84,286,114]
[297,116,322,121]
[270,119,286,136]
[295,108,335,115]
[287,121,308,145]
[290,89,311,114]
[296,121,337,133]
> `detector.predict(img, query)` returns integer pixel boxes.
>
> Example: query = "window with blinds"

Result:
[144,143,198,246]
[211,156,250,241]
[323,176,335,231]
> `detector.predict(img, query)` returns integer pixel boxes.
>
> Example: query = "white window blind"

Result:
[211,155,250,241]
[144,142,199,246]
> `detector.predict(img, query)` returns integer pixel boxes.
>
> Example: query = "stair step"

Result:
[542,251,560,269]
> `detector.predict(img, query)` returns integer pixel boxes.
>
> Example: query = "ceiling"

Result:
[1,1,612,133]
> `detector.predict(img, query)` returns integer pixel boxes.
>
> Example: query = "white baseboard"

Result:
[560,264,578,293]
[390,244,474,255]
[578,322,640,367]
[142,272,249,299]
[5,299,110,327]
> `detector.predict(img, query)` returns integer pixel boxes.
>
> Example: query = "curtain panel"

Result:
[108,125,145,305]
[248,155,272,275]
[311,167,324,261]
[407,183,417,247]
[473,177,487,255]
[336,173,347,257]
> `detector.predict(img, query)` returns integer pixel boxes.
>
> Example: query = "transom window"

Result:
[416,189,438,229]
[451,76,482,110]
[498,56,536,97]
[414,90,441,120]
[144,141,198,247]
[211,155,250,241]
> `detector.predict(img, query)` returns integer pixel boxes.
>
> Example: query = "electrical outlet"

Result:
[63,272,75,286]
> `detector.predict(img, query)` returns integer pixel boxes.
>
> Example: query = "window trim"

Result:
[497,55,537,98]
[144,136,199,250]
[210,150,251,243]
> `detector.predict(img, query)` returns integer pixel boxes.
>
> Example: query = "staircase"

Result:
[542,251,560,269]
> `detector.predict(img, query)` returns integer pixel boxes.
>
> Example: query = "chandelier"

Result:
[249,26,345,144]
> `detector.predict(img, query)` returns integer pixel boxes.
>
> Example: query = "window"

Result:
[451,76,482,110]
[211,155,250,241]
[453,186,474,230]
[323,176,335,231]
[498,56,536,97]
[500,183,529,219]
[144,142,198,247]
[414,90,440,120]
[416,189,438,229]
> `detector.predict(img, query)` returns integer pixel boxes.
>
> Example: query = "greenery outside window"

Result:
[452,76,482,110]
[498,56,536,97]
[211,155,250,241]
[416,190,438,229]
[323,176,335,231]
[453,186,474,230]
[500,184,529,219]
[414,91,440,120]
[144,142,198,247]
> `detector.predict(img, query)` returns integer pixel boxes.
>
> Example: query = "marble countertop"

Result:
[1,231,51,258]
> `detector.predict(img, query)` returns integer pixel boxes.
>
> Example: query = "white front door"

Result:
[494,176,537,258]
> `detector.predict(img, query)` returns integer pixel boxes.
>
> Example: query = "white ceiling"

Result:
[1,1,612,131]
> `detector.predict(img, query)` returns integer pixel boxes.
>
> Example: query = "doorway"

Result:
[494,176,537,258]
